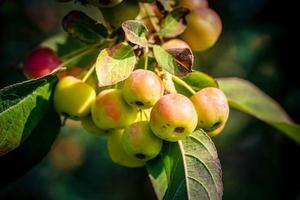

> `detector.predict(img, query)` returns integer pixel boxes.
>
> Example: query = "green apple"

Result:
[190,87,229,132]
[122,121,162,161]
[54,76,96,120]
[122,69,163,109]
[81,115,108,136]
[150,93,198,142]
[107,129,145,168]
[91,89,138,130]
[179,0,208,11]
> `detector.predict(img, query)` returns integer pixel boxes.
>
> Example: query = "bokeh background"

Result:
[0,0,300,199]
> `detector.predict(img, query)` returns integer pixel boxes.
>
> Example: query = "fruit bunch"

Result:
[22,0,228,168]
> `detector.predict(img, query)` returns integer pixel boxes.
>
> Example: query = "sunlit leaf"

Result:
[96,43,136,86]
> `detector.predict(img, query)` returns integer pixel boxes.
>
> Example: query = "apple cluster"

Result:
[51,67,229,168]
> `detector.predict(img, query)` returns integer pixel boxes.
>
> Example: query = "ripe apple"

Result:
[81,115,108,136]
[122,121,162,161]
[180,8,222,51]
[91,89,138,130]
[150,93,198,142]
[190,87,229,132]
[122,69,163,109]
[179,0,208,11]
[107,129,145,168]
[207,124,225,137]
[23,47,61,79]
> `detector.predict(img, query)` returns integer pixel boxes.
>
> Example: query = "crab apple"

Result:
[54,76,96,120]
[162,39,191,50]
[180,8,222,51]
[179,0,208,11]
[58,67,98,91]
[122,69,163,109]
[207,124,225,137]
[91,89,138,130]
[122,121,162,161]
[150,93,198,142]
[81,115,108,136]
[107,129,145,168]
[23,47,61,79]
[190,87,229,132]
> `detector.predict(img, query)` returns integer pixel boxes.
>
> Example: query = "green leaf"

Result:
[153,45,191,76]
[96,43,136,86]
[218,77,300,143]
[62,10,108,44]
[147,130,223,200]
[175,71,219,97]
[0,75,57,156]
[122,20,148,47]
[158,8,189,38]
[0,109,60,187]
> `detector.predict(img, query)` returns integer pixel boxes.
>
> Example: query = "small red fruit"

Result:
[23,47,61,79]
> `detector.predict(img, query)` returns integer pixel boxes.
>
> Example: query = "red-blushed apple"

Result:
[91,89,138,130]
[122,121,163,161]
[23,47,61,79]
[190,87,229,132]
[122,69,163,109]
[150,93,198,142]
[107,129,146,168]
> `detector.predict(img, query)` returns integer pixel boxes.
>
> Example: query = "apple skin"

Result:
[122,69,163,109]
[58,67,98,91]
[91,89,138,130]
[54,76,96,120]
[179,0,208,10]
[150,93,198,142]
[180,8,222,51]
[81,115,108,136]
[107,129,146,168]
[162,39,191,50]
[23,47,61,79]
[190,87,229,132]
[207,124,225,137]
[122,121,162,161]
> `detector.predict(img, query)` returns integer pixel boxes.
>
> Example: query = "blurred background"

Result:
[0,0,299,199]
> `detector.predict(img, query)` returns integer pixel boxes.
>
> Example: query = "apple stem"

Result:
[82,64,96,83]
[144,46,149,70]
[142,110,149,121]
[139,110,143,121]
[172,75,196,95]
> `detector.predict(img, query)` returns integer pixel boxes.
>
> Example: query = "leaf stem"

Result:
[144,46,149,70]
[82,64,96,82]
[172,75,196,95]
[61,42,102,61]
[52,46,98,74]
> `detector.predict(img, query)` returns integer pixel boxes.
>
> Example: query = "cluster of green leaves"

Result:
[0,1,299,200]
